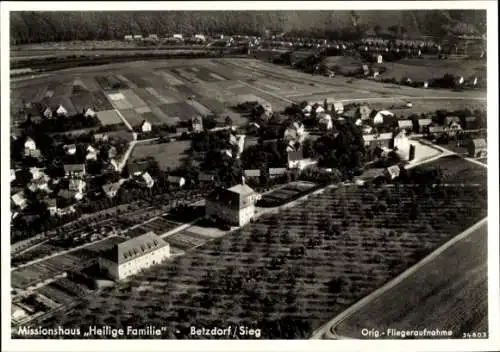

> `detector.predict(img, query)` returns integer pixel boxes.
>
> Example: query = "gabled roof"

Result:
[101,231,168,265]
[206,184,256,210]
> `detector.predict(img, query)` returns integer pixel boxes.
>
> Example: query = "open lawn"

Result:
[130,140,191,170]
[412,155,487,184]
[324,56,486,82]
[40,182,486,339]
[334,221,487,339]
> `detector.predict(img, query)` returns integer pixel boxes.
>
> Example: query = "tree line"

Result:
[11,10,484,45]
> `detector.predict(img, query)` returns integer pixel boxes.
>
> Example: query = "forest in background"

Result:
[10,10,486,45]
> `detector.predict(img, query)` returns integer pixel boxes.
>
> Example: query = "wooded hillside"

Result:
[10,10,486,44]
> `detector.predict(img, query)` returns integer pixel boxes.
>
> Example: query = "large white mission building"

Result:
[99,231,170,280]
[205,184,260,226]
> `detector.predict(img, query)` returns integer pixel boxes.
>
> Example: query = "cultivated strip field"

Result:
[333,220,488,339]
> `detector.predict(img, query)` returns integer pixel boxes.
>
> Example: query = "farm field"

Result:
[324,56,486,82]
[11,57,486,137]
[41,183,487,339]
[130,140,191,170]
[334,221,488,339]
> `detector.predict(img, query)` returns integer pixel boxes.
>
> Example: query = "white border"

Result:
[1,2,498,352]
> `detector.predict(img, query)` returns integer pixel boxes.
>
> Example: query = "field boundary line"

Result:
[311,216,488,340]
[114,108,134,132]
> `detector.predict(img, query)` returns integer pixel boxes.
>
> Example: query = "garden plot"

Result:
[120,89,148,108]
[186,100,212,116]
[141,111,163,125]
[95,75,129,91]
[155,70,185,86]
[172,68,203,84]
[91,91,114,111]
[164,231,208,251]
[80,77,102,92]
[96,109,124,126]
[158,102,199,121]
[37,284,75,305]
[69,91,95,113]
[145,87,178,105]
[107,92,133,110]
[123,73,149,88]
[197,97,227,115]
[115,109,143,127]
[115,74,138,89]
[133,88,163,106]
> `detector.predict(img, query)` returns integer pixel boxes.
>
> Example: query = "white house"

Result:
[315,105,325,115]
[11,192,27,210]
[124,35,133,41]
[11,169,16,182]
[393,131,412,160]
[99,231,170,281]
[318,113,333,130]
[29,167,44,180]
[287,150,318,170]
[24,137,36,151]
[377,54,383,64]
[64,144,77,155]
[141,172,155,188]
[333,101,344,114]
[43,106,53,119]
[423,81,429,88]
[192,116,204,133]
[205,183,260,226]
[56,105,68,117]
[102,181,122,198]
[194,34,206,42]
[373,110,394,125]
[173,34,183,40]
[140,120,152,133]
[84,107,97,118]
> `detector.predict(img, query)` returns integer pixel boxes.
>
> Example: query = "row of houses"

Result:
[25,102,97,124]
[123,33,207,42]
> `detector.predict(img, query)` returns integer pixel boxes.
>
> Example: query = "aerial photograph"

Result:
[5,6,492,343]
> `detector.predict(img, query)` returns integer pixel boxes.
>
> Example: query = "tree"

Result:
[224,116,233,126]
